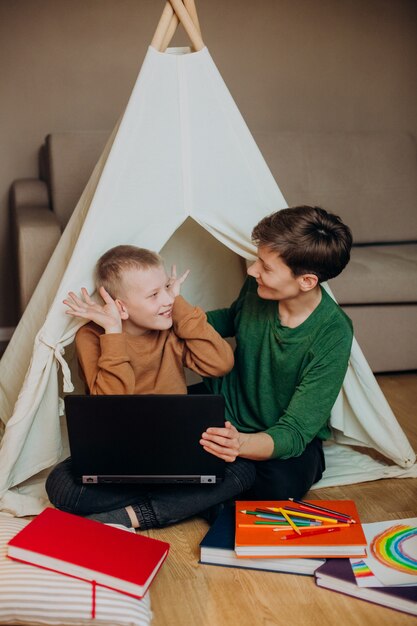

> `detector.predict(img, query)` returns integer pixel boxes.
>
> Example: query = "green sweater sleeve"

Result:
[265,325,353,459]
[206,308,235,338]
[206,279,249,338]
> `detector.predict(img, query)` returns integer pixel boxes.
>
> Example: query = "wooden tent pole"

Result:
[151,2,175,51]
[151,1,204,53]
[184,0,202,37]
[169,0,204,50]
[162,1,202,51]
[161,13,179,52]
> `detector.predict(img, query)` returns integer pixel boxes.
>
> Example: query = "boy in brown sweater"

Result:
[46,245,255,528]
[70,245,234,395]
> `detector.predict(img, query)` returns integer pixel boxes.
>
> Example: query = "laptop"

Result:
[64,394,226,485]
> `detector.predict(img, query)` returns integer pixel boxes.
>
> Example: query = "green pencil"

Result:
[239,510,315,525]
[254,520,289,525]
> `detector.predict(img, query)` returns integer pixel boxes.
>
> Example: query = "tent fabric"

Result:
[0,45,415,516]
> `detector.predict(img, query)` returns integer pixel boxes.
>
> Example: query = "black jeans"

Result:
[45,456,255,529]
[241,436,325,500]
[45,439,324,528]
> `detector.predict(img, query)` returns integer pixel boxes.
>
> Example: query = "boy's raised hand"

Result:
[63,286,123,334]
[166,264,190,298]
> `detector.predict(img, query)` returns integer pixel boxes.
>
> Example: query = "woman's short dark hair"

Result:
[251,206,353,282]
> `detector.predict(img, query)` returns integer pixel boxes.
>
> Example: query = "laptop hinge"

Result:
[201,475,217,484]
[82,476,98,484]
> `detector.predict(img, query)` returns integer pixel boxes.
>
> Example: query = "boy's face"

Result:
[247,246,302,301]
[116,265,174,335]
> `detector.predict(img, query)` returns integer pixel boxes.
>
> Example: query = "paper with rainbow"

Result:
[351,518,417,587]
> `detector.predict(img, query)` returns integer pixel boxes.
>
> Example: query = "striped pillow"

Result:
[0,514,152,626]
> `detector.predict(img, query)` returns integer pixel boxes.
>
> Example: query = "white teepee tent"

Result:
[0,1,416,516]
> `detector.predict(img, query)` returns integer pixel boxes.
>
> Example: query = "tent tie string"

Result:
[39,336,75,393]
[54,345,74,392]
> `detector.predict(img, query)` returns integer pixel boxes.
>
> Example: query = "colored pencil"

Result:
[278,526,343,540]
[281,505,351,524]
[254,521,290,525]
[274,522,350,533]
[254,509,287,520]
[241,510,285,520]
[241,509,268,516]
[238,523,292,529]
[255,509,322,524]
[252,520,321,527]
[267,507,339,524]
[240,511,317,525]
[278,508,302,535]
[288,498,355,522]
[268,507,337,524]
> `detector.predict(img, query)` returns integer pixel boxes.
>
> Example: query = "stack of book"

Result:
[200,498,367,576]
[234,499,366,558]
[200,505,324,575]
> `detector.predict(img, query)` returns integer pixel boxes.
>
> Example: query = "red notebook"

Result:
[7,507,169,598]
[235,500,367,559]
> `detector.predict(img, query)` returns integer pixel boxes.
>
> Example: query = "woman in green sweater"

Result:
[198,205,353,499]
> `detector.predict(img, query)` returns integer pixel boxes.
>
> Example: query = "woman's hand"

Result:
[200,421,242,462]
[201,423,275,462]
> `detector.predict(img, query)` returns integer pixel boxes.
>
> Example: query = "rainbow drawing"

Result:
[351,559,374,579]
[370,524,417,575]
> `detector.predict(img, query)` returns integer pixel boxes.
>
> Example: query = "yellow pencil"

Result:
[267,507,338,524]
[278,508,302,535]
[275,522,351,532]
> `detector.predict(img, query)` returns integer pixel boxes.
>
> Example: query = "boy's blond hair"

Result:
[95,245,162,298]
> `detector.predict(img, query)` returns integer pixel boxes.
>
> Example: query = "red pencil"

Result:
[278,526,343,540]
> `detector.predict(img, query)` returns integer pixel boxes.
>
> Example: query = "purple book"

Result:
[315,558,417,616]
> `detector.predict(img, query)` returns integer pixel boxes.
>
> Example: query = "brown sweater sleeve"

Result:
[75,323,136,395]
[172,296,234,377]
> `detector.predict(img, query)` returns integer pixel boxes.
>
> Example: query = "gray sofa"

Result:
[10,130,417,372]
[255,130,417,372]
[10,131,109,313]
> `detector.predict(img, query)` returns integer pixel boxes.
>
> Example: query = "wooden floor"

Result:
[146,373,417,626]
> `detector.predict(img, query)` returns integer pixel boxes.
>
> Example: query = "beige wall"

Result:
[0,0,416,326]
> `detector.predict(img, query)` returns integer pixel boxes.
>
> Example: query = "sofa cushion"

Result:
[328,243,417,304]
[253,130,417,244]
[45,131,109,229]
[13,206,61,313]
[341,304,417,372]
[10,179,50,210]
